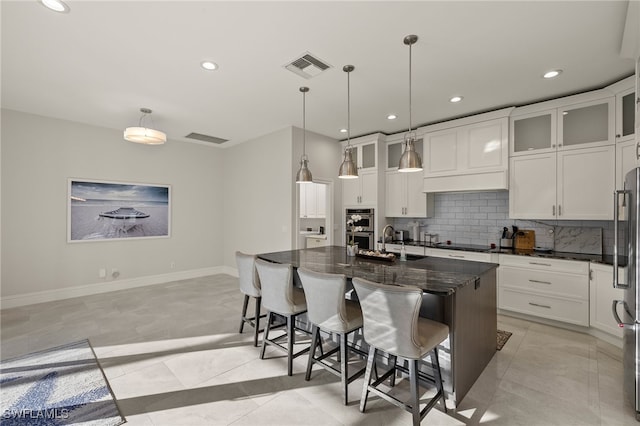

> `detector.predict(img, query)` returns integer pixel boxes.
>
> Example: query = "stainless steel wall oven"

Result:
[346,208,374,250]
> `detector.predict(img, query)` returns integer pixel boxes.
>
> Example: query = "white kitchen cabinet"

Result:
[589,263,624,339]
[498,255,589,326]
[509,153,557,219]
[608,75,636,144]
[510,145,615,220]
[426,248,493,263]
[615,139,640,218]
[342,134,379,171]
[306,235,329,248]
[384,243,425,256]
[300,183,326,218]
[385,170,434,218]
[343,169,377,207]
[422,110,511,192]
[511,94,614,156]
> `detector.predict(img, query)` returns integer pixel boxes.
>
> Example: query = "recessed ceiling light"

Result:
[387,114,397,120]
[39,0,70,13]
[449,96,463,103]
[339,128,348,133]
[543,69,562,79]
[201,61,218,71]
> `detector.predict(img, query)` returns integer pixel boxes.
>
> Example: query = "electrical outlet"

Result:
[170,261,175,269]
[111,269,120,279]
[98,268,106,279]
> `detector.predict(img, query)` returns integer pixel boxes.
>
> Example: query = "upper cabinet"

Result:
[608,75,636,144]
[385,170,434,217]
[509,89,616,220]
[510,92,614,156]
[341,133,384,208]
[384,134,433,217]
[421,108,513,193]
[300,182,326,219]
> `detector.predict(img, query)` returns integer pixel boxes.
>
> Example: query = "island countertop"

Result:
[258,245,498,296]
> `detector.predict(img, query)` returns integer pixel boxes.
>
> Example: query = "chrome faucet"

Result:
[381,225,394,252]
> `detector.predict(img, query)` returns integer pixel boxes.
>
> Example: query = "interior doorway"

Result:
[296,179,333,250]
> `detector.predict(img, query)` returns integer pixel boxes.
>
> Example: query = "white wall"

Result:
[1,109,224,301]
[222,127,294,268]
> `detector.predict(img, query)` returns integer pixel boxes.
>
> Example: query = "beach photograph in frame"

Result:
[68,179,171,242]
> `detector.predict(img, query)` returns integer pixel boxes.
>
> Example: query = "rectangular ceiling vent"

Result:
[284,52,332,79]
[185,132,228,144]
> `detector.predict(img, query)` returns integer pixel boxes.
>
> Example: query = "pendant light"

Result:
[296,87,313,184]
[398,35,423,172]
[124,108,166,145]
[338,65,358,179]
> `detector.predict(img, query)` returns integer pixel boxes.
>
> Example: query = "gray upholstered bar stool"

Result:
[297,267,366,405]
[236,251,266,347]
[255,258,309,376]
[352,277,449,426]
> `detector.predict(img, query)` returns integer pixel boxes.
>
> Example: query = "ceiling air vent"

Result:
[185,132,228,144]
[284,52,332,79]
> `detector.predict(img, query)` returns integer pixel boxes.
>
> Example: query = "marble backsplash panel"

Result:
[554,227,603,255]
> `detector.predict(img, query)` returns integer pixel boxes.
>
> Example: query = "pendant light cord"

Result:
[408,42,413,133]
[347,69,351,144]
[302,89,306,158]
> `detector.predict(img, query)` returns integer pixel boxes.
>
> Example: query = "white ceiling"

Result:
[1,1,636,147]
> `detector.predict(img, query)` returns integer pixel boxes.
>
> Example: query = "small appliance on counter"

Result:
[319,226,325,235]
[394,230,409,241]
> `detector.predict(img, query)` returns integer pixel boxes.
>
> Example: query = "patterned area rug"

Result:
[0,339,124,425]
[497,329,513,351]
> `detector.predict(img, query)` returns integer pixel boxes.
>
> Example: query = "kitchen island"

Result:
[258,245,498,407]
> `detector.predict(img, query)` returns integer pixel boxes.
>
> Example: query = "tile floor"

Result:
[1,274,638,425]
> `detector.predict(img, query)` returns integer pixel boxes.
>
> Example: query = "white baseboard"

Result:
[0,266,229,309]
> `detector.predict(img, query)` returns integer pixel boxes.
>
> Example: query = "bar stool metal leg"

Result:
[239,295,250,333]
[409,359,421,426]
[253,297,262,347]
[433,347,447,413]
[360,346,377,413]
[305,326,320,381]
[260,312,274,360]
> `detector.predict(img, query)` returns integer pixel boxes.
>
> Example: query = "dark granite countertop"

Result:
[258,246,498,296]
[386,240,627,266]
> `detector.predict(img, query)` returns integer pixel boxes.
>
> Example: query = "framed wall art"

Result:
[68,179,171,242]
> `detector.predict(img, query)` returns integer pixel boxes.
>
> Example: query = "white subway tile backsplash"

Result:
[390,190,614,254]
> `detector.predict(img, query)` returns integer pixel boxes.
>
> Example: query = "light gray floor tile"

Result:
[1,274,636,425]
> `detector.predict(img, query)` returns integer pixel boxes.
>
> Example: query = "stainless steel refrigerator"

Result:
[614,167,640,421]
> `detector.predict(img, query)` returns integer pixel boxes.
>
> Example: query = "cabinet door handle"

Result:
[529,279,552,285]
[552,205,556,216]
[448,254,465,258]
[529,302,551,309]
[636,142,640,160]
[558,205,562,216]
[529,261,552,267]
[551,144,556,148]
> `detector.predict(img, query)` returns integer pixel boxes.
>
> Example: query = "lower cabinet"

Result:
[306,236,328,249]
[426,248,493,263]
[498,255,589,326]
[589,263,624,338]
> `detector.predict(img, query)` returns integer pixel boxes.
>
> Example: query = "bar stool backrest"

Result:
[352,277,423,359]
[255,259,295,315]
[236,251,261,298]
[298,268,348,332]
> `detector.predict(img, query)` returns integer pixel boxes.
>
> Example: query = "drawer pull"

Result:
[529,302,551,309]
[528,279,552,285]
[448,254,465,258]
[529,262,552,267]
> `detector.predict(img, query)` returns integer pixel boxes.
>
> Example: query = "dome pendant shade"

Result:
[398,138,422,172]
[338,148,358,179]
[296,157,313,184]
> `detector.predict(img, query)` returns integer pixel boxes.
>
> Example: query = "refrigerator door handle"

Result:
[612,300,635,329]
[614,189,630,289]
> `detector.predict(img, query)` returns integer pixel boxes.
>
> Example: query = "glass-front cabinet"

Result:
[386,138,423,169]
[510,94,614,156]
[511,111,557,154]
